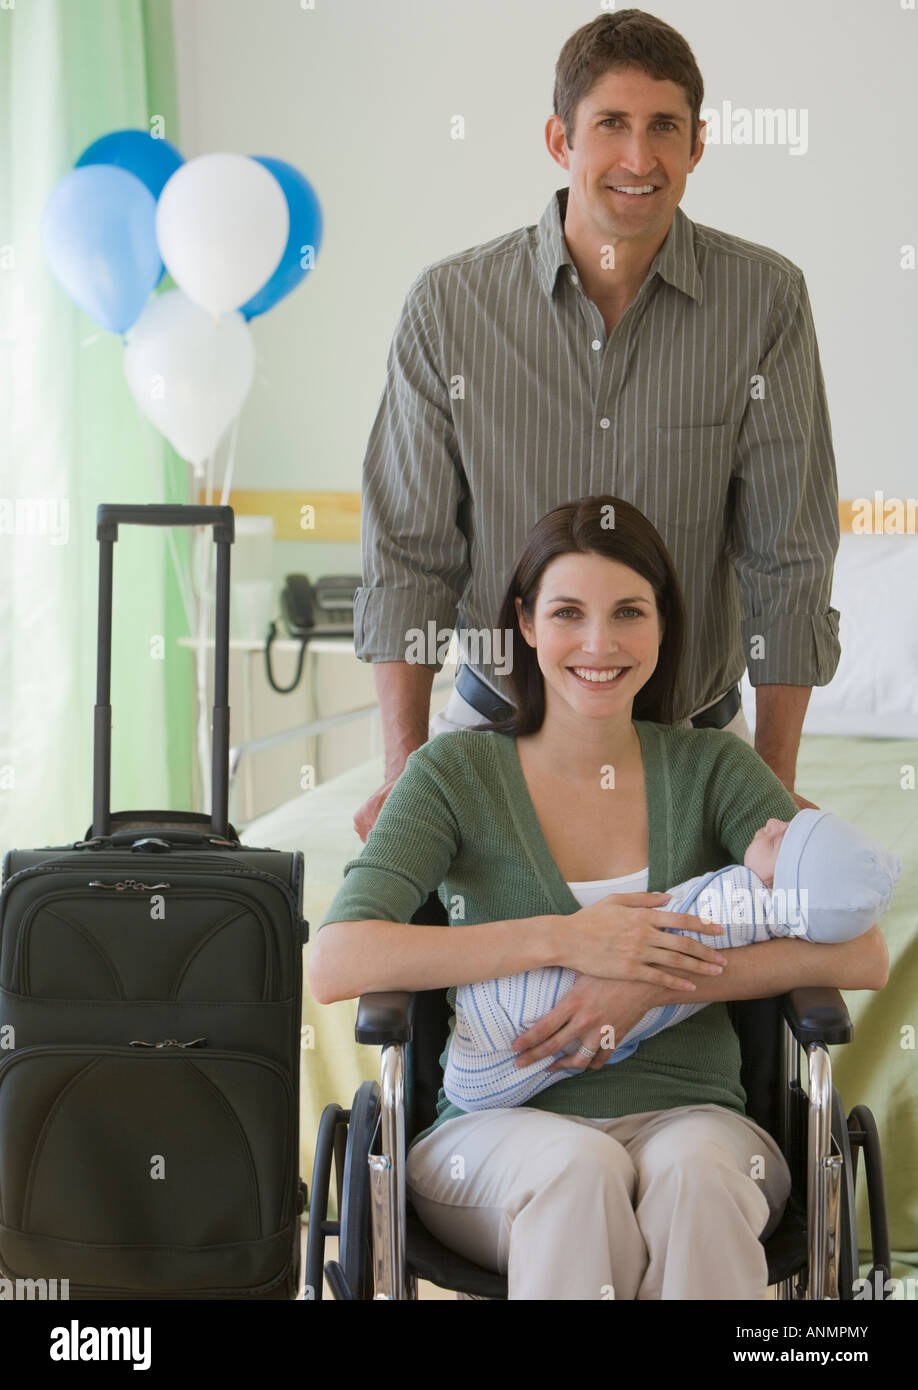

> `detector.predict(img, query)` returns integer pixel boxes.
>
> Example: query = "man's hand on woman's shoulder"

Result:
[354,775,401,842]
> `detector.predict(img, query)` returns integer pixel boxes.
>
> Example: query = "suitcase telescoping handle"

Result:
[93,504,235,840]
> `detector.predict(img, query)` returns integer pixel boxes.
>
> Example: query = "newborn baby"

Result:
[444,809,903,1111]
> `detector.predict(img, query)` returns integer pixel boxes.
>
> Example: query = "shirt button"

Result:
[570,270,578,284]
[599,417,611,430]
[591,339,602,351]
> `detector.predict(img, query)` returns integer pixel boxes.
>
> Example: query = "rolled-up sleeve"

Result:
[353,271,471,667]
[729,268,841,687]
[318,744,460,928]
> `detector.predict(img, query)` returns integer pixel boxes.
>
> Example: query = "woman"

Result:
[308,497,888,1300]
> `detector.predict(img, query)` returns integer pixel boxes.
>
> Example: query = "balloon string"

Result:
[194,414,241,817]
[220,413,240,506]
[194,466,214,816]
[140,422,195,632]
[166,526,195,637]
[139,420,204,811]
[194,404,240,815]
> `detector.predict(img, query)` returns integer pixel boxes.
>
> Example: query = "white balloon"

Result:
[156,153,288,315]
[124,290,254,466]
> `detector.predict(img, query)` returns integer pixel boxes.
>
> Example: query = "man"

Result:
[353,8,839,841]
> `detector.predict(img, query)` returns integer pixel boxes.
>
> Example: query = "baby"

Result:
[444,809,903,1111]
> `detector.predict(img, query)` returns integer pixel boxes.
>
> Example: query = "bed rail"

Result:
[227,673,456,789]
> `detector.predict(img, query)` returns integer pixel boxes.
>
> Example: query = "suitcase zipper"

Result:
[3,853,298,891]
[72,834,240,850]
[1,855,308,947]
[1,855,304,923]
[87,879,171,891]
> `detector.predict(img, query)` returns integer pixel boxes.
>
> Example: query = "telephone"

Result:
[265,573,361,693]
[280,574,360,635]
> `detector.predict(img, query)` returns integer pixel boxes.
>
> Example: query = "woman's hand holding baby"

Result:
[509,895,728,1072]
[558,891,727,992]
[511,974,666,1073]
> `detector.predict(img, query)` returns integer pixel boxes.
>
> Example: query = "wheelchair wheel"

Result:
[846,1104,892,1299]
[337,1079,381,1300]
[304,1101,347,1299]
[831,1089,859,1299]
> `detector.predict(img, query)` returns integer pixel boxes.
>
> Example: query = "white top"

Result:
[566,867,649,907]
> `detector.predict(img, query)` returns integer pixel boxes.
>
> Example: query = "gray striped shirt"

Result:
[354,186,841,720]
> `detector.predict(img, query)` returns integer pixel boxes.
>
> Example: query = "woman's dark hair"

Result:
[484,496,686,736]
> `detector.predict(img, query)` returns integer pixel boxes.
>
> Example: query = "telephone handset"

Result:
[265,574,361,694]
[280,574,317,637]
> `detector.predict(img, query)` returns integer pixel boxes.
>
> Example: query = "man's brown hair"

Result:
[554,8,704,150]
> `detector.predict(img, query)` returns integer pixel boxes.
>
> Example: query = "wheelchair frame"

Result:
[307,984,891,1301]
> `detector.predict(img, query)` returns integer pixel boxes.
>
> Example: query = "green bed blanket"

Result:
[795,735,918,1288]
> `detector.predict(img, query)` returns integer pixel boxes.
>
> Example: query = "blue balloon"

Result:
[239,157,323,320]
[75,128,184,201]
[41,166,163,334]
[76,130,183,290]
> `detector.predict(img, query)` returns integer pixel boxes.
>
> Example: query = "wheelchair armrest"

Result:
[355,990,417,1046]
[782,987,853,1046]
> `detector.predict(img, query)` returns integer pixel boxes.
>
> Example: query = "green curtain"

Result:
[0,0,193,854]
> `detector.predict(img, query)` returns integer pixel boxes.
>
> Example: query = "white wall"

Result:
[171,0,917,544]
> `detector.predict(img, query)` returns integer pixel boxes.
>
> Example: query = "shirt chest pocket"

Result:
[631,423,735,530]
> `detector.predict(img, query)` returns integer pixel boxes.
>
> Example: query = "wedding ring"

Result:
[577,1043,597,1060]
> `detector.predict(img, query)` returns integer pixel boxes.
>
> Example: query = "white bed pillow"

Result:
[741,533,918,739]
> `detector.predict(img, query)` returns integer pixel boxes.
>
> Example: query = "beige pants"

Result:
[406,1102,791,1300]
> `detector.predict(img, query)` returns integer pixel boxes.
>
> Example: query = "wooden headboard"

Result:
[198,492,913,541]
[196,490,361,540]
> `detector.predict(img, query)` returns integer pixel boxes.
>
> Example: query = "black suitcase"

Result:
[0,504,309,1300]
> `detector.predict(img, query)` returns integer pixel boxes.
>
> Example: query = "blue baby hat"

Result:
[772,810,904,942]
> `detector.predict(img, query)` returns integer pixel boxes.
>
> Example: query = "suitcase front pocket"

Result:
[0,1045,295,1291]
[11,888,279,1001]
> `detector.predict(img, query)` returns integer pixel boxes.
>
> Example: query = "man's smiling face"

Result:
[548,64,705,250]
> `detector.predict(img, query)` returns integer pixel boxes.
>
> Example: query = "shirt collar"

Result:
[535,186,703,305]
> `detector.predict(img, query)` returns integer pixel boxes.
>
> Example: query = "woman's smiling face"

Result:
[515,551,663,720]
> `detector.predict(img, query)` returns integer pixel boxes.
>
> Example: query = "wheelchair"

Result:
[306,977,892,1301]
